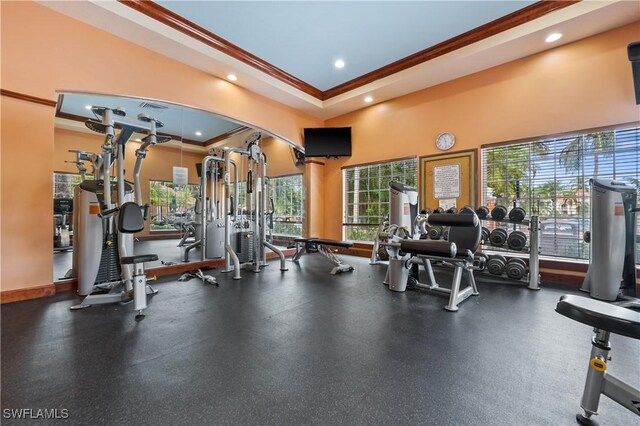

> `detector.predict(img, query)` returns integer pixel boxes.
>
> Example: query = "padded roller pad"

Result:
[556,295,640,340]
[294,238,353,248]
[121,254,158,264]
[427,213,478,227]
[399,240,457,258]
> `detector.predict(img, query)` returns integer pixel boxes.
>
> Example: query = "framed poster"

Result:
[419,150,477,211]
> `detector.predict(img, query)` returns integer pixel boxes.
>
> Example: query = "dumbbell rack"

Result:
[478,215,540,290]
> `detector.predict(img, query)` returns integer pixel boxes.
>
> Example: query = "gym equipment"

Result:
[505,257,527,280]
[507,230,527,251]
[491,205,508,220]
[481,227,490,244]
[292,238,354,274]
[487,255,507,275]
[446,207,458,214]
[53,198,73,251]
[385,209,481,311]
[473,253,488,271]
[459,206,475,214]
[581,179,638,301]
[442,227,450,241]
[556,295,640,425]
[389,181,418,230]
[433,207,445,214]
[489,228,508,246]
[428,225,442,240]
[508,206,527,222]
[178,269,217,285]
[420,208,432,215]
[475,206,489,219]
[71,107,164,316]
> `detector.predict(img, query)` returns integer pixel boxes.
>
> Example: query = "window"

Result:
[481,126,640,263]
[149,180,200,232]
[53,172,83,198]
[343,158,418,241]
[269,174,303,237]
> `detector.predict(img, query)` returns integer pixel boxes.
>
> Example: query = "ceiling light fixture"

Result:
[195,131,202,137]
[364,96,373,103]
[85,105,92,110]
[545,32,562,43]
[227,74,238,81]
[334,59,345,69]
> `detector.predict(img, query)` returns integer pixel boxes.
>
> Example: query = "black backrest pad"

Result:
[556,294,640,340]
[118,202,145,233]
[442,213,481,252]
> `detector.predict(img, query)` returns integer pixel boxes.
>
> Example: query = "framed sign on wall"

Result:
[419,150,477,211]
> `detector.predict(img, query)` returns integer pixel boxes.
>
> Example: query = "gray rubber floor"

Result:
[4,255,639,425]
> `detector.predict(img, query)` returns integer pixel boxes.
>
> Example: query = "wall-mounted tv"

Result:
[628,41,640,105]
[303,127,352,158]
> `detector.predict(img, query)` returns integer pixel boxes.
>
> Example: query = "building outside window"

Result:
[269,174,303,237]
[149,180,199,231]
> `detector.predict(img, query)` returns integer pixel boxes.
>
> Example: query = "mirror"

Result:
[53,92,304,283]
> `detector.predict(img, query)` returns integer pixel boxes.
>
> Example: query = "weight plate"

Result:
[487,255,507,275]
[475,206,490,220]
[481,227,490,244]
[446,207,458,214]
[428,225,442,240]
[506,258,527,280]
[434,207,445,214]
[508,207,526,222]
[489,228,508,247]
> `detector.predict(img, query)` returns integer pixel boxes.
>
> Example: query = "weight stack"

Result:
[95,233,122,285]
[236,231,254,263]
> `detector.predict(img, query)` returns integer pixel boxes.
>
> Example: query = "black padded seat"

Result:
[311,239,353,248]
[556,295,640,340]
[121,254,158,264]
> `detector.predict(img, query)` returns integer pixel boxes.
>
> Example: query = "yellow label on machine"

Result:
[590,358,607,372]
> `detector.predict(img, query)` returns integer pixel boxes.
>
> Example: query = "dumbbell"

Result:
[481,227,490,244]
[506,258,527,280]
[459,206,475,215]
[420,208,432,215]
[491,205,508,221]
[487,255,507,275]
[428,225,443,240]
[489,228,508,247]
[433,207,445,214]
[508,207,526,222]
[446,207,458,214]
[377,246,389,261]
[475,206,489,219]
[442,227,450,241]
[507,230,527,251]
[474,253,488,271]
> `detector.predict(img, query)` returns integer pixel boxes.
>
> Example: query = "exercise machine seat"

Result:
[118,202,145,233]
[121,254,159,264]
[556,295,640,340]
[294,237,353,249]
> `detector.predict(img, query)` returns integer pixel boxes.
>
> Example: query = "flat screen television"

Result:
[303,127,352,158]
[628,41,640,105]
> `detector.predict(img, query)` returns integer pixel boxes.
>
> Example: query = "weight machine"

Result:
[70,106,168,317]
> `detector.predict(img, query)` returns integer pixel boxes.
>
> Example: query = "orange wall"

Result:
[0,1,321,292]
[261,137,304,177]
[322,22,640,240]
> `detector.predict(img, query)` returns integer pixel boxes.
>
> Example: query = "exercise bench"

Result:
[556,294,640,425]
[292,238,355,274]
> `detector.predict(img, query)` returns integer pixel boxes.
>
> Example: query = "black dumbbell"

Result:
[434,207,445,214]
[508,207,526,222]
[489,228,508,246]
[428,225,443,240]
[446,207,458,214]
[491,205,508,221]
[442,227,450,241]
[420,208,432,215]
[583,231,591,243]
[475,206,489,219]
[459,206,475,215]
[506,258,527,280]
[507,230,527,251]
[474,253,488,271]
[487,255,507,275]
[481,227,490,243]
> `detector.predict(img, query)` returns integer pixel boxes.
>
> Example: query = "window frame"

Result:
[268,173,304,238]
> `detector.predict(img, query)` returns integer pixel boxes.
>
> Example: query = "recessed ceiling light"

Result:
[227,74,237,81]
[545,32,562,43]
[334,59,345,69]
[85,105,92,110]
[364,96,373,103]
[195,131,202,137]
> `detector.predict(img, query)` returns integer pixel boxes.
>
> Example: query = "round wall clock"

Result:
[436,132,455,151]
